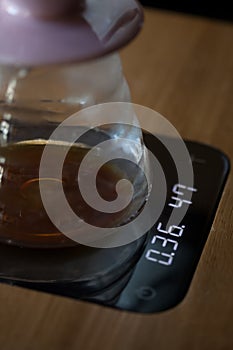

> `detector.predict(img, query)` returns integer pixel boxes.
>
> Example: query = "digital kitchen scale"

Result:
[0,133,230,313]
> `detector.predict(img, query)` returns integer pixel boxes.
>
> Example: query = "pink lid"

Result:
[0,0,143,66]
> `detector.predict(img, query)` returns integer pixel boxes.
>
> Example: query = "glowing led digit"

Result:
[145,249,174,266]
[169,184,197,208]
[169,196,192,208]
[151,235,178,251]
[157,222,185,237]
[145,235,179,266]
[159,252,174,265]
[145,249,160,263]
[172,184,197,195]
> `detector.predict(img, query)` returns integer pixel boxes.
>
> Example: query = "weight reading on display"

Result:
[114,136,229,313]
[145,184,197,266]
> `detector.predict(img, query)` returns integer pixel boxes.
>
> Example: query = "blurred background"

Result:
[140,1,233,21]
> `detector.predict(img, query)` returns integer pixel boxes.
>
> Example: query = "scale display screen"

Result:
[114,135,229,312]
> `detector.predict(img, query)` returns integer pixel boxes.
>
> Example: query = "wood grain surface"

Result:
[0,9,233,350]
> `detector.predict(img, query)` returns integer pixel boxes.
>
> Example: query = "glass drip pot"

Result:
[0,0,149,298]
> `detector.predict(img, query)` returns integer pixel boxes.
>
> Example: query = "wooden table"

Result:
[0,9,233,350]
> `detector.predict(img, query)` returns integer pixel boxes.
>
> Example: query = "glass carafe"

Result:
[0,0,148,299]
